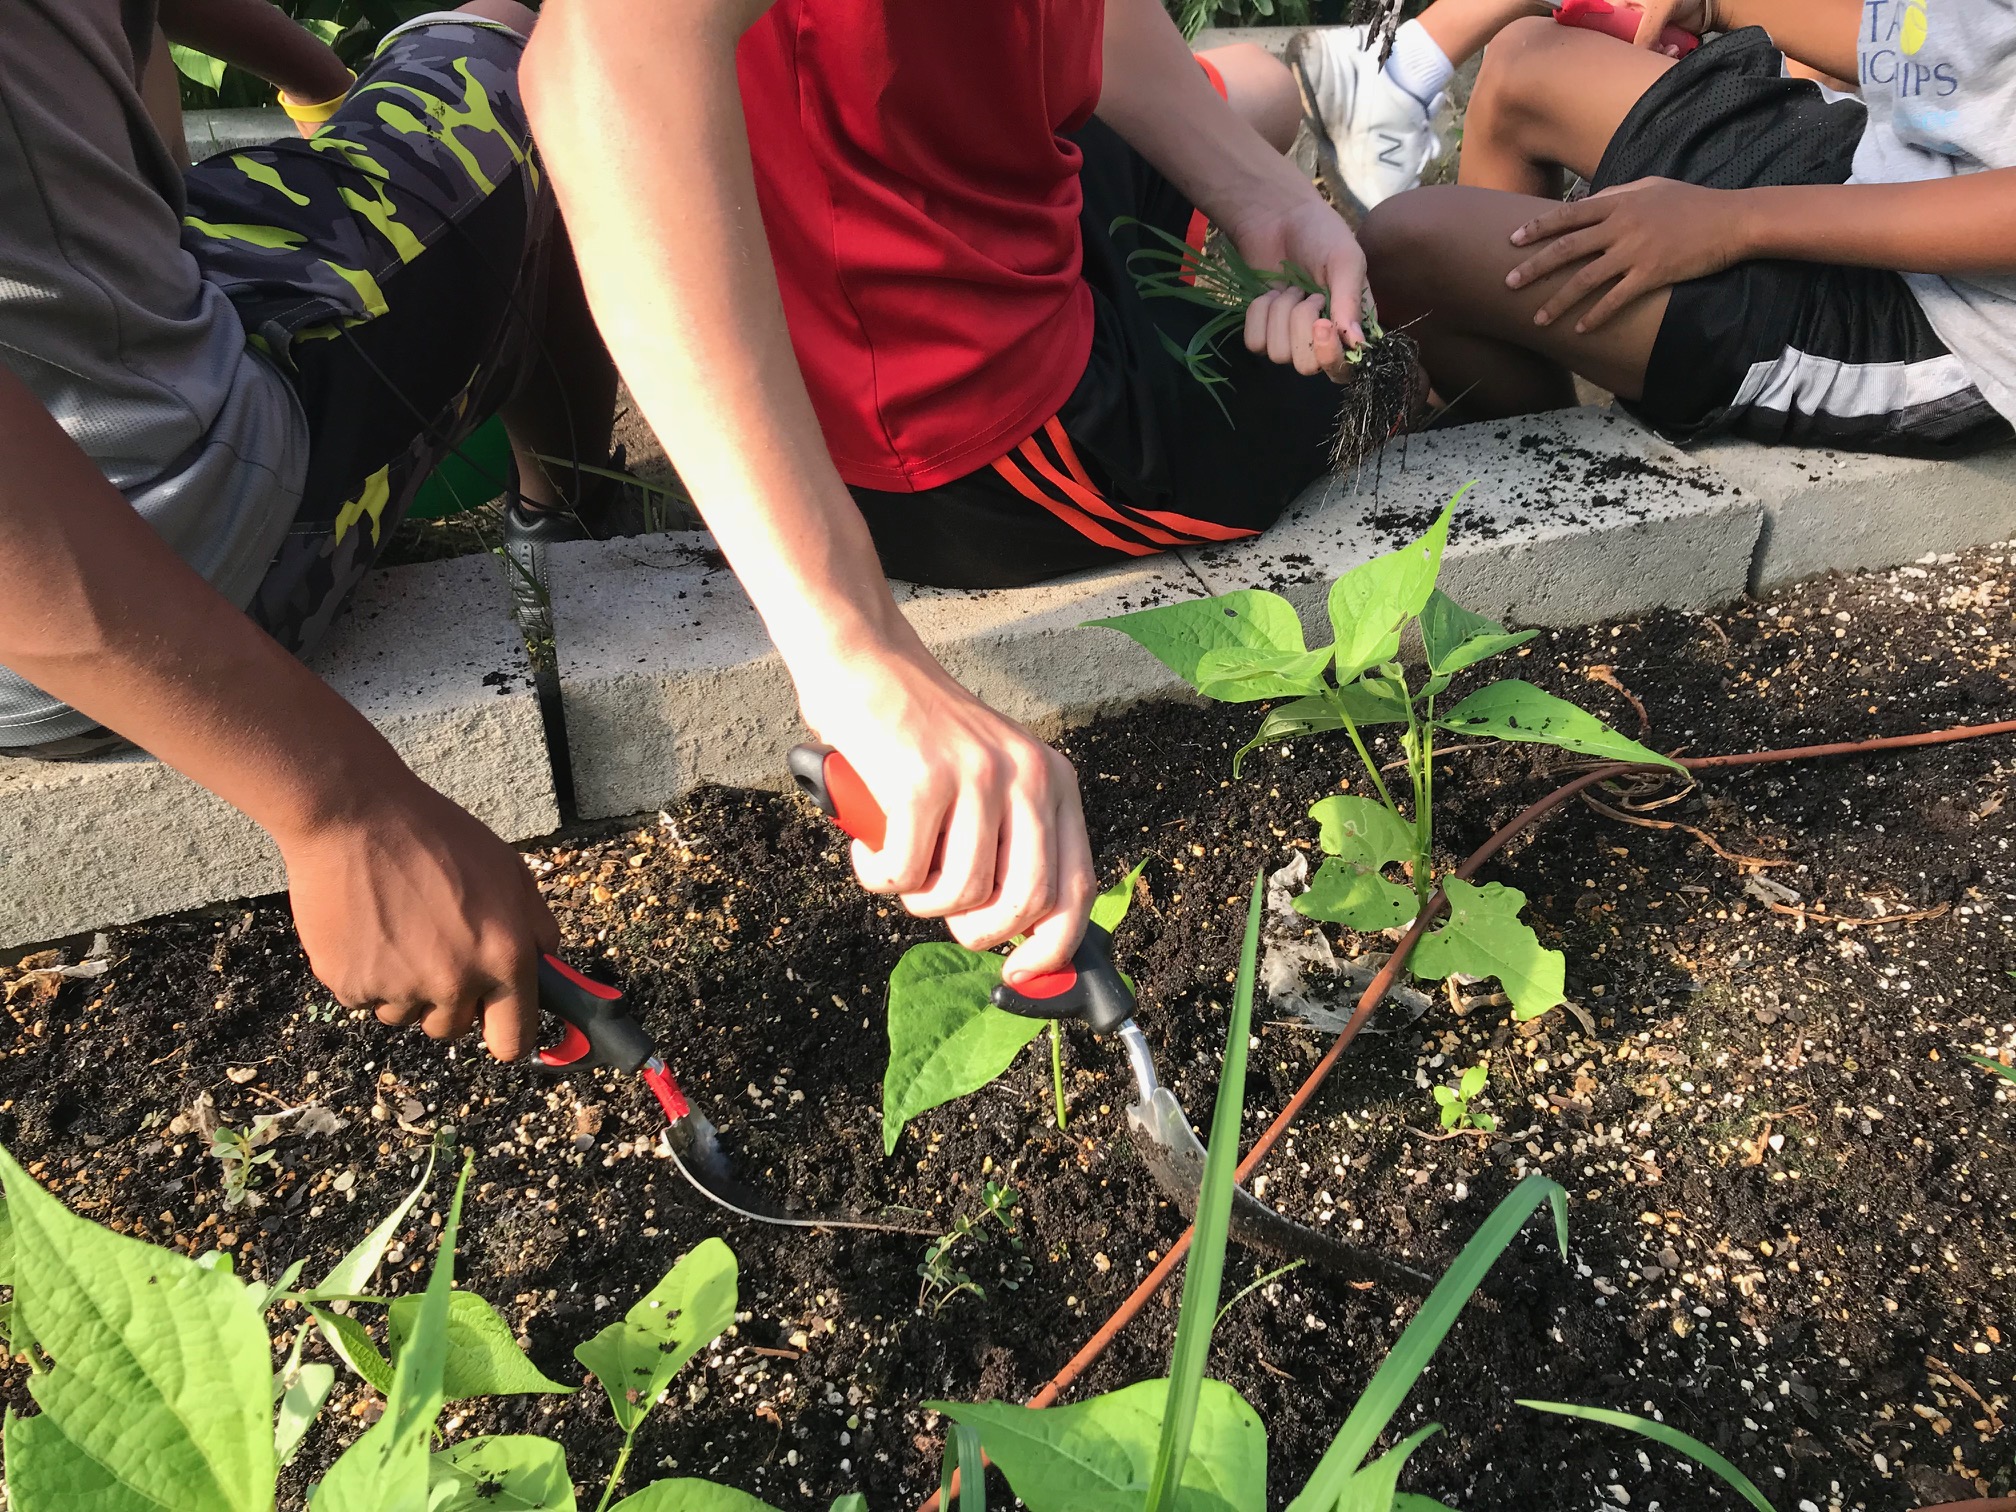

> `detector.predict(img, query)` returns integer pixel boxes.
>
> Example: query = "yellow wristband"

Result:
[279,71,356,125]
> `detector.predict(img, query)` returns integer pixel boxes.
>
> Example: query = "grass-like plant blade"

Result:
[1967,1052,2016,1085]
[955,1421,986,1512]
[1143,871,1265,1512]
[1517,1401,1777,1512]
[1284,1174,1569,1512]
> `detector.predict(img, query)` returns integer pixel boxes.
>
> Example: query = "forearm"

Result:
[1717,0,1861,83]
[0,367,416,839]
[158,0,353,102]
[1734,172,2016,276]
[1095,0,1313,240]
[524,0,934,685]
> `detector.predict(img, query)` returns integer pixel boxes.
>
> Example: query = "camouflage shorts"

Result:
[182,14,550,658]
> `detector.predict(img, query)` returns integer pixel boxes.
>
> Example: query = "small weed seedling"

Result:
[208,1113,283,1210]
[1432,1061,1496,1133]
[1090,493,1683,1025]
[918,1181,1027,1316]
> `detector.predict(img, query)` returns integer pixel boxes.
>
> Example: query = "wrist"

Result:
[261,725,429,852]
[278,63,355,121]
[1725,186,1777,261]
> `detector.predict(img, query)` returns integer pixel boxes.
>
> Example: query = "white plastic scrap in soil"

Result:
[1260,853,1433,1034]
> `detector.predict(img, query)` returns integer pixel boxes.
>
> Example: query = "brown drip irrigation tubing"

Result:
[919,718,2016,1512]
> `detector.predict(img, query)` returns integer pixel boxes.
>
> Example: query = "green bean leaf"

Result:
[881,943,1037,1156]
[1411,879,1565,1021]
[1434,680,1682,771]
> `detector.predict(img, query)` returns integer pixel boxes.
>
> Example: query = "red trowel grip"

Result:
[1555,0,1699,55]
[788,743,1139,1036]
[788,744,886,850]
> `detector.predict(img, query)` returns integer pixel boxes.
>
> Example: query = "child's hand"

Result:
[1236,200,1373,382]
[1504,177,1749,333]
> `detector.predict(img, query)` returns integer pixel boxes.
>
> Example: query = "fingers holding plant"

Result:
[1505,177,1750,332]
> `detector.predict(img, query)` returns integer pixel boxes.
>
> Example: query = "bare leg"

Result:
[1361,184,1668,418]
[1458,17,1673,194]
[1411,0,1554,68]
[1199,43,1303,154]
[442,0,619,509]
[502,220,618,509]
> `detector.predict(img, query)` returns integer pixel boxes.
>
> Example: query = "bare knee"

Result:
[1468,16,1567,138]
[457,0,538,37]
[1201,42,1302,155]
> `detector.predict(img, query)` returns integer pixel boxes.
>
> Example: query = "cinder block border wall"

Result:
[5,410,2012,949]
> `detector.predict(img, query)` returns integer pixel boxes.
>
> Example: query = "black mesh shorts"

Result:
[849,113,1342,590]
[1594,27,2011,457]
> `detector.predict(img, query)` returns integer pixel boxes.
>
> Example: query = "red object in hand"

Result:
[1555,0,1700,55]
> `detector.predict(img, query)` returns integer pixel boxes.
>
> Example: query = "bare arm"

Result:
[1741,172,2016,274]
[157,0,353,103]
[1509,169,2016,331]
[522,0,1094,974]
[0,365,555,1055]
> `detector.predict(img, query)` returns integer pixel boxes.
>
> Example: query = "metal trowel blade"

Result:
[1126,1088,1432,1291]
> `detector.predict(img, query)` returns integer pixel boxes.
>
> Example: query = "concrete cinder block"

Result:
[0,554,556,949]
[1687,438,2016,592]
[1184,407,1763,633]
[552,536,1204,821]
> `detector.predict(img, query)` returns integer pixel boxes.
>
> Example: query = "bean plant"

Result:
[880,861,1144,1155]
[0,1132,759,1512]
[1089,493,1684,1023]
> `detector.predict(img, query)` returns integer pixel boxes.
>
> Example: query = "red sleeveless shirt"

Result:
[737,0,1103,492]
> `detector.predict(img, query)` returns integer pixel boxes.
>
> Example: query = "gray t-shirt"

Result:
[0,0,308,746]
[1848,0,2016,424]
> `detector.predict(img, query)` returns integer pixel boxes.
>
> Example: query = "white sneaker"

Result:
[1288,25,1441,217]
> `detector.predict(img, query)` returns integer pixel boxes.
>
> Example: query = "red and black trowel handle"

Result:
[535,954,656,1074]
[788,743,1137,1036]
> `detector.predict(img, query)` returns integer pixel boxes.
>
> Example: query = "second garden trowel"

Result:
[789,743,1431,1291]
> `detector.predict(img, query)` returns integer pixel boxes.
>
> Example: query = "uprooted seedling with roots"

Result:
[1118,218,1424,470]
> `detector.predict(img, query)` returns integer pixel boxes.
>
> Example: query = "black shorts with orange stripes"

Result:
[848,112,1341,590]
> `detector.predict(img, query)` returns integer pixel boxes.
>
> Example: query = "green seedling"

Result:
[1432,1061,1496,1133]
[918,1182,1027,1316]
[209,1115,282,1210]
[1090,493,1684,1023]
[881,860,1144,1155]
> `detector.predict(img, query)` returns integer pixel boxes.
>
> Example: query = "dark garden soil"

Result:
[3,543,2012,1512]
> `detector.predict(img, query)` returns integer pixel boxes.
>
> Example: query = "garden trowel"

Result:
[536,955,931,1234]
[789,743,1431,1291]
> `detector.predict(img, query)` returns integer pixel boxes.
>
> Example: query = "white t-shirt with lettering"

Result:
[1848,0,2016,424]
